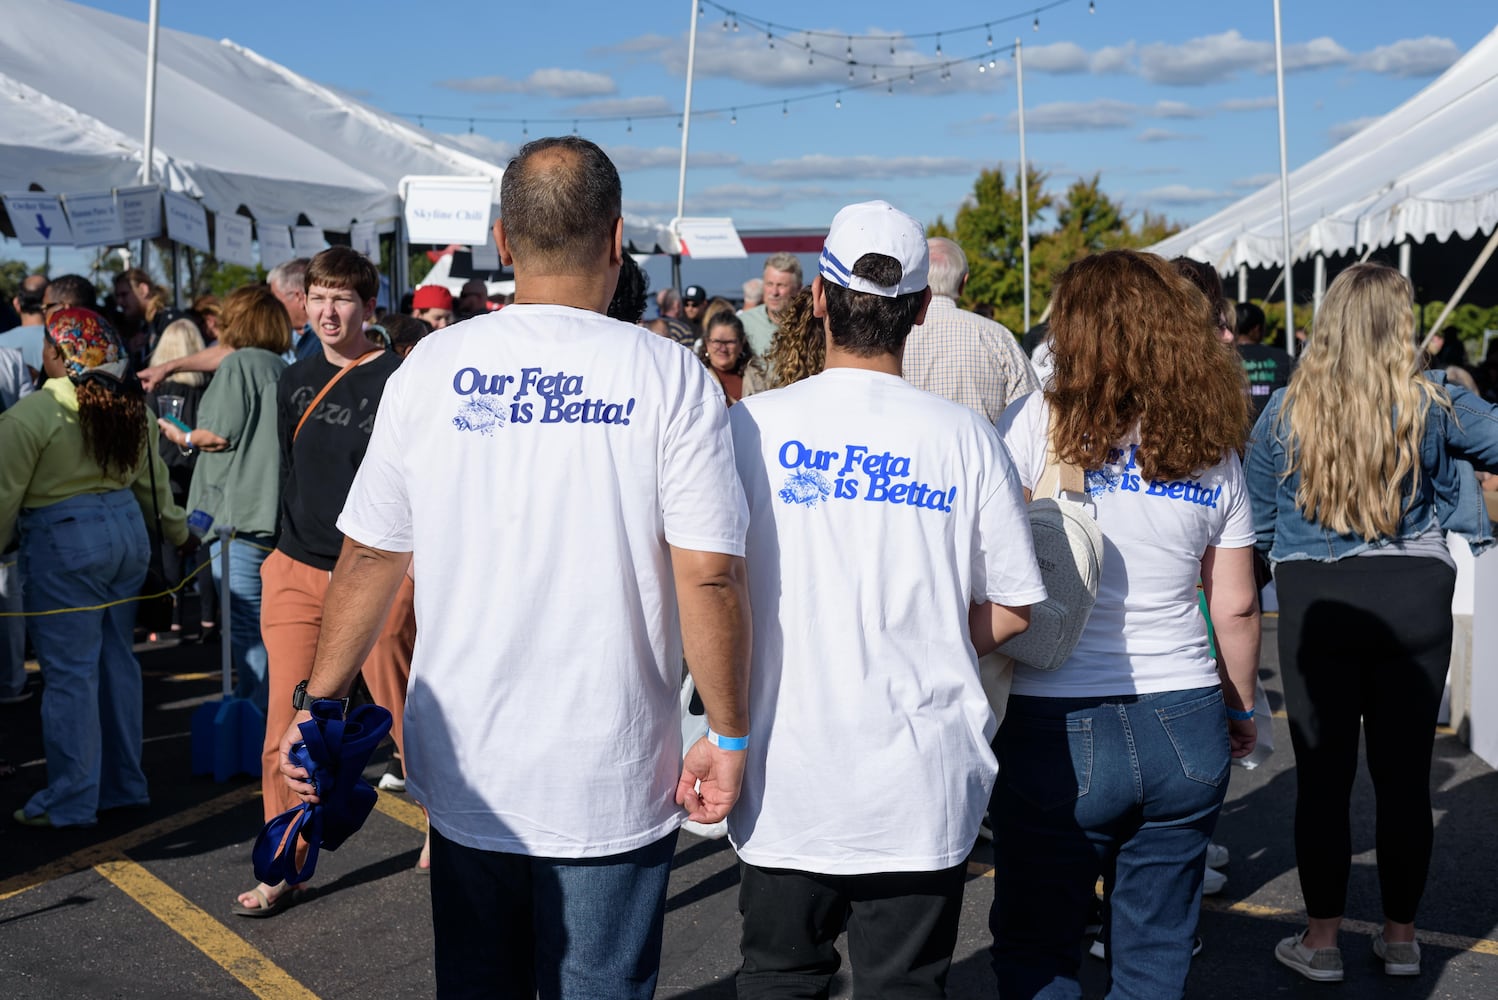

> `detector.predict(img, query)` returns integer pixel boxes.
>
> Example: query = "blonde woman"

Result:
[1246,263,1498,982]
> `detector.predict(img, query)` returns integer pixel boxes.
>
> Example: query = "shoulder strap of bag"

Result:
[293,349,383,443]
[143,424,166,546]
[1035,402,1088,498]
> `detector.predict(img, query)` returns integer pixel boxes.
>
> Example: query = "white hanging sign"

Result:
[215,214,257,268]
[293,225,325,255]
[117,185,163,240]
[259,225,295,269]
[62,191,125,246]
[3,193,73,246]
[400,176,494,244]
[349,221,380,263]
[671,217,747,259]
[163,190,211,252]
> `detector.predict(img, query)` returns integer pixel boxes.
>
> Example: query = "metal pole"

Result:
[140,0,161,277]
[1399,241,1412,279]
[1313,253,1326,317]
[675,0,700,226]
[1237,267,1248,302]
[1016,38,1031,333]
[1272,0,1296,357]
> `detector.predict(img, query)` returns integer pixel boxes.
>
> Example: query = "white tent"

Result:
[0,0,504,232]
[1147,25,1498,272]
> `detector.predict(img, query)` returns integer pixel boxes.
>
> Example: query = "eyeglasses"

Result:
[42,300,65,315]
[707,339,738,347]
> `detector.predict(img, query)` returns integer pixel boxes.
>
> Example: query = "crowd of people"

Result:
[1,133,1495,998]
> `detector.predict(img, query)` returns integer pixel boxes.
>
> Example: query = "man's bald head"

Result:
[500,137,621,274]
[20,274,48,296]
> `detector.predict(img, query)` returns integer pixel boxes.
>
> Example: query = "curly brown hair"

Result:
[763,288,823,388]
[76,380,148,480]
[1047,250,1249,480]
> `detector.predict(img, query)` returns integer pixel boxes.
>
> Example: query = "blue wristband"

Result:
[1226,706,1255,721]
[706,727,749,751]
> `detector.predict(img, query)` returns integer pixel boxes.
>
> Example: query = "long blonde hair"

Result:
[1279,263,1450,539]
[149,318,207,388]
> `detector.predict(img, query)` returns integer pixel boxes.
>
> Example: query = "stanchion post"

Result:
[216,526,232,699]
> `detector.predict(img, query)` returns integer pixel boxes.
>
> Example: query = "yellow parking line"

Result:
[95,859,318,1000]
[373,792,427,833]
[0,786,257,900]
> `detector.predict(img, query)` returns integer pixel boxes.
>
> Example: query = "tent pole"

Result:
[1272,0,1296,357]
[1419,225,1498,353]
[673,0,700,280]
[1399,241,1412,279]
[139,0,161,279]
[1016,39,1031,333]
[395,217,409,299]
[1313,253,1325,318]
[1237,268,1248,302]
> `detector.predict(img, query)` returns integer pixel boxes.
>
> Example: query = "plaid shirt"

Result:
[903,296,1039,424]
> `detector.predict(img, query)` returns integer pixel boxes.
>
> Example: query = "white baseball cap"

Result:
[817,200,929,298]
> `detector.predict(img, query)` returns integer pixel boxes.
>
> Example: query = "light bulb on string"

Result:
[871,66,878,80]
[521,121,528,137]
[1033,16,1039,31]
[467,118,474,134]
[848,63,855,79]
[989,58,997,69]
[730,108,737,125]
[977,62,985,73]
[572,120,579,135]
[782,101,789,117]
[767,31,773,49]
[626,118,632,133]
[1090,1,1096,12]
[846,36,853,57]
[835,93,841,109]
[887,80,893,94]
[935,33,942,57]
[889,39,895,56]
[722,15,729,30]
[986,25,993,47]
[731,16,738,31]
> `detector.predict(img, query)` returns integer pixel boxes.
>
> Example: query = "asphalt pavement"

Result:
[2,616,1496,998]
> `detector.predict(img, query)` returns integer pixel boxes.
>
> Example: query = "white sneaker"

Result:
[1372,932,1421,976]
[681,818,728,839]
[1202,866,1227,896]
[1205,842,1230,868]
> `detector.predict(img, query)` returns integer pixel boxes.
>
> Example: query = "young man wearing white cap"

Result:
[726,200,1047,997]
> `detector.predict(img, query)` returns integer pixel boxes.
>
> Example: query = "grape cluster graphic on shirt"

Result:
[451,366,635,435]
[775,439,957,514]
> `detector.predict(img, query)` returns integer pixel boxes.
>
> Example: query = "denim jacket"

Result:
[1244,372,1498,564]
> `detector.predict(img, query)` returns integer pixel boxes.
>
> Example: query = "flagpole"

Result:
[672,0,700,291]
[1272,0,1296,355]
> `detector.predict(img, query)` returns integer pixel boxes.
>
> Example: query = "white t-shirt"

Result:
[726,369,1047,874]
[997,392,1255,698]
[338,304,748,858]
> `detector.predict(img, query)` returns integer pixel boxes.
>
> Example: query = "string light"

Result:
[986,25,993,46]
[626,118,633,133]
[782,101,789,116]
[767,30,773,48]
[1033,16,1040,30]
[977,62,986,73]
[730,108,737,124]
[935,33,942,57]
[834,92,842,108]
[1089,0,1095,11]
[521,121,528,136]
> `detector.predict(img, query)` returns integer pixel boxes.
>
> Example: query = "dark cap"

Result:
[683,284,707,304]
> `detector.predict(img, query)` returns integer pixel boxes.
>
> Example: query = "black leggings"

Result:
[1276,556,1455,924]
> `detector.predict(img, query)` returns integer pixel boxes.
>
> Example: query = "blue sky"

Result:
[8,1,1495,272]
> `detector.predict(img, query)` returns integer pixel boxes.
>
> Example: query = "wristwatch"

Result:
[291,679,348,714]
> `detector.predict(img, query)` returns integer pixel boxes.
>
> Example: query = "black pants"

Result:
[1276,556,1455,924]
[736,861,966,999]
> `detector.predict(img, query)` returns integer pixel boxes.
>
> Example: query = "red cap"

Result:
[412,285,454,311]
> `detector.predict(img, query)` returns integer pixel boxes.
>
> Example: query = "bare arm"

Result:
[969,602,1032,657]
[671,545,751,824]
[278,537,412,801]
[1201,544,1261,758]
[139,343,233,391]
[156,418,229,453]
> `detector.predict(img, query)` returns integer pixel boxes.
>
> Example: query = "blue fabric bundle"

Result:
[252,699,393,885]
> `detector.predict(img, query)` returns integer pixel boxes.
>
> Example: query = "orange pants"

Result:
[258,547,416,824]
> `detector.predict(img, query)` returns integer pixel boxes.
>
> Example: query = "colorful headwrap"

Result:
[45,308,129,384]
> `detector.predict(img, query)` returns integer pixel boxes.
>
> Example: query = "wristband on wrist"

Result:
[1226,706,1255,721]
[184,431,193,448]
[706,727,749,751]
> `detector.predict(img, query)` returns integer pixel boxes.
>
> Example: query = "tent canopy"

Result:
[1147,26,1498,271]
[0,0,504,231]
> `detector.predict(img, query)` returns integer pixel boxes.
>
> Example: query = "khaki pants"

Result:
[258,547,416,823]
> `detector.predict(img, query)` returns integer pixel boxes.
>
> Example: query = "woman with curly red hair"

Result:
[990,250,1261,998]
[0,308,187,828]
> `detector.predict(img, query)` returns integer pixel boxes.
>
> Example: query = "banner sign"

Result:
[62,191,124,246]
[3,193,73,246]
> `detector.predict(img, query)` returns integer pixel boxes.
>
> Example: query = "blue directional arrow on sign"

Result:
[35,214,51,239]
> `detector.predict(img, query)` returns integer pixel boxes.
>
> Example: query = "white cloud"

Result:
[1012,99,1207,134]
[1329,116,1380,144]
[1356,36,1460,77]
[627,183,876,217]
[567,96,675,118]
[740,154,981,181]
[1230,173,1278,191]
[442,134,519,164]
[1137,185,1231,206]
[1152,100,1207,120]
[436,68,617,98]
[605,146,742,172]
[1137,129,1197,143]
[1025,42,1090,74]
[1220,96,1278,112]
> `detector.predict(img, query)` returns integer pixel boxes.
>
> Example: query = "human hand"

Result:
[139,363,170,392]
[157,417,186,448]
[278,710,319,803]
[1228,717,1257,759]
[676,736,746,824]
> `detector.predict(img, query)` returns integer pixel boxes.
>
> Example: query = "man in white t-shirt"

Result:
[727,200,1047,998]
[275,136,752,999]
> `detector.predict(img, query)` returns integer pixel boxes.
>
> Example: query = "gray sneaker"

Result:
[1275,931,1344,982]
[1373,932,1421,976]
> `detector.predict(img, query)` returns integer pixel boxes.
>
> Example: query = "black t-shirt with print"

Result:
[1238,342,1294,420]
[275,350,402,570]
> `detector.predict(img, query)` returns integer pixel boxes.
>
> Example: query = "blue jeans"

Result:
[990,687,1230,1000]
[19,491,150,826]
[428,827,678,1000]
[208,535,271,713]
